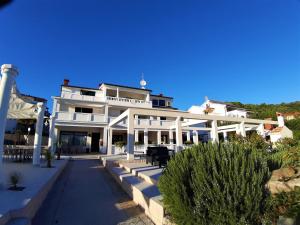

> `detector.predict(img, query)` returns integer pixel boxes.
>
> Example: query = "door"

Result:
[91,133,100,152]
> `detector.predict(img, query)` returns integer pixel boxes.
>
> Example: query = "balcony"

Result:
[56,112,107,124]
[106,96,152,108]
[135,119,175,129]
[61,92,105,102]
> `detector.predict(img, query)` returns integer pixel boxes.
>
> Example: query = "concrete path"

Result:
[32,157,153,225]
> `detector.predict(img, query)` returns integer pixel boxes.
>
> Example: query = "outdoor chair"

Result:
[146,146,170,168]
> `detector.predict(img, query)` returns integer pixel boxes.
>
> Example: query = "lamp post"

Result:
[27,127,31,145]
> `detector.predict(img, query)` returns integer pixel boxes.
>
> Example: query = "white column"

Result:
[127,113,134,160]
[223,131,228,142]
[257,123,265,138]
[33,102,46,166]
[135,129,139,143]
[116,88,119,98]
[186,131,191,142]
[48,115,56,155]
[102,127,108,153]
[211,120,219,143]
[175,117,183,152]
[240,121,246,137]
[146,93,150,102]
[277,113,285,127]
[107,128,112,155]
[144,129,148,152]
[192,130,199,144]
[0,64,18,188]
[169,129,174,149]
[104,104,108,122]
[235,124,240,135]
[157,130,161,145]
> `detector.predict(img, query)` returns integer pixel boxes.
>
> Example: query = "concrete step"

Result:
[108,165,166,225]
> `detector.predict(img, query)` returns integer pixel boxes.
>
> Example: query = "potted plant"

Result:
[8,172,25,191]
[115,141,126,153]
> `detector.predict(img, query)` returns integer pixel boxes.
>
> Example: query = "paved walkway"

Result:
[32,157,153,225]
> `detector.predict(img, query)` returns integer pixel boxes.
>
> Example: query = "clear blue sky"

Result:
[0,0,299,111]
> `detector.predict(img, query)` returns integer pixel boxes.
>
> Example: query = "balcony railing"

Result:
[135,119,175,128]
[56,112,107,123]
[106,96,152,108]
[61,92,105,102]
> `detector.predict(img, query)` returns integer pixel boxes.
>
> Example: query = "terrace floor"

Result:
[32,156,154,225]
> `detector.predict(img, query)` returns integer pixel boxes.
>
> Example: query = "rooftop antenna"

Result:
[140,72,147,89]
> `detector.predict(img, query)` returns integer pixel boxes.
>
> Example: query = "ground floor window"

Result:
[60,131,87,146]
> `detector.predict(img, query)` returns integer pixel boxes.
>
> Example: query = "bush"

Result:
[158,143,272,225]
[115,141,126,148]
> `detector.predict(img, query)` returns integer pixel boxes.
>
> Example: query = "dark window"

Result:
[60,131,87,146]
[160,117,166,120]
[152,99,159,106]
[75,107,93,113]
[159,100,165,107]
[80,90,96,96]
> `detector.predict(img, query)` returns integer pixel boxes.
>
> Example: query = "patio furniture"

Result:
[146,146,170,168]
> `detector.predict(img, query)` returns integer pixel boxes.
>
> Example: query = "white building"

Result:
[48,80,286,159]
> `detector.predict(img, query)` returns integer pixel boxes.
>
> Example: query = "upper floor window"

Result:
[75,107,93,113]
[159,100,165,107]
[80,90,96,96]
[152,99,159,106]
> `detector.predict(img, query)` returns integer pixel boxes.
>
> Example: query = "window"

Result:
[80,90,96,96]
[159,100,165,107]
[160,117,166,120]
[60,132,87,146]
[75,107,93,113]
[152,99,159,106]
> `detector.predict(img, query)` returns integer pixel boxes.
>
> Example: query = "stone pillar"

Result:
[107,128,113,155]
[192,130,199,144]
[127,113,134,160]
[102,127,108,153]
[175,117,183,152]
[235,124,240,135]
[223,131,228,142]
[135,129,139,143]
[240,121,246,137]
[0,64,18,188]
[210,120,219,143]
[186,131,191,142]
[33,102,46,166]
[157,130,161,145]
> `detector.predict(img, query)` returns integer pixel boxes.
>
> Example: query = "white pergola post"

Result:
[240,121,246,137]
[257,123,265,138]
[144,128,148,149]
[107,128,112,155]
[102,127,108,153]
[127,113,134,160]
[135,129,139,143]
[192,130,199,144]
[169,129,174,149]
[175,117,183,152]
[157,130,161,145]
[235,124,240,135]
[211,120,219,143]
[48,115,56,155]
[32,102,46,167]
[0,64,18,188]
[186,131,191,142]
[223,131,228,142]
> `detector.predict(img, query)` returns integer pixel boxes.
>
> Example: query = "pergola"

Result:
[0,64,46,188]
[109,108,279,160]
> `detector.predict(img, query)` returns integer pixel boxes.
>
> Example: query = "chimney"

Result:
[63,79,69,86]
[264,118,274,130]
[276,112,285,127]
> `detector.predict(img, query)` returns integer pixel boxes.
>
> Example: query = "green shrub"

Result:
[115,141,126,148]
[158,143,272,225]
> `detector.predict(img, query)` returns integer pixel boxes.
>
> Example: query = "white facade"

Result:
[270,126,293,143]
[49,82,287,159]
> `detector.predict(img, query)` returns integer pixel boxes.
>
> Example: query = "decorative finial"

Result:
[140,72,147,89]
